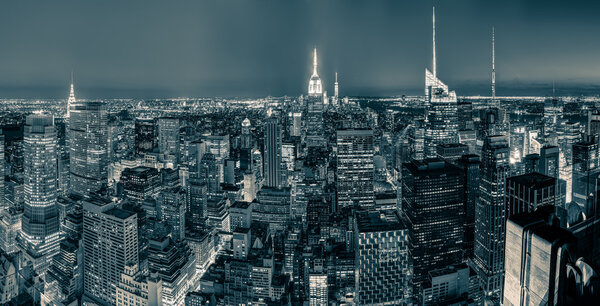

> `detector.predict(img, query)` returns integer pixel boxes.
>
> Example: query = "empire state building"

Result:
[308,48,322,97]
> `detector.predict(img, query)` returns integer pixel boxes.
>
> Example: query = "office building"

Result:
[264,117,282,188]
[336,129,374,209]
[19,114,61,274]
[158,117,180,167]
[402,159,465,287]
[135,118,155,154]
[572,139,599,217]
[506,172,556,217]
[69,101,108,195]
[253,187,290,232]
[421,263,481,305]
[504,207,581,305]
[354,210,412,305]
[121,166,161,205]
[83,197,138,305]
[436,143,469,164]
[424,8,459,157]
[116,264,163,306]
[473,135,510,302]
[457,154,480,260]
[147,233,196,306]
[158,186,186,241]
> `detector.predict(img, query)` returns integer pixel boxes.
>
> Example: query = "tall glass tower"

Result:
[19,114,60,273]
[69,101,108,196]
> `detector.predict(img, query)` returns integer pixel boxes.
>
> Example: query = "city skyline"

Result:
[2,0,600,98]
[1,2,600,305]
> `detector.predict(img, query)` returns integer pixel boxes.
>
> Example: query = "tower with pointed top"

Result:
[308,48,323,96]
[491,27,496,102]
[334,72,339,99]
[66,72,76,119]
[423,6,459,158]
[306,48,325,145]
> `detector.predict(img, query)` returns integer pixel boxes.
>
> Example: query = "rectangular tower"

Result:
[69,101,108,196]
[336,129,374,209]
[264,117,282,188]
[402,159,465,288]
[473,135,510,302]
[19,114,60,274]
[83,198,138,305]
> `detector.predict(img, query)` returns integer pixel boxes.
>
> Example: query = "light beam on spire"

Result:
[313,48,318,76]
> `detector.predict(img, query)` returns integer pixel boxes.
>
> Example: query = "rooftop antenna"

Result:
[432,6,437,79]
[492,27,496,102]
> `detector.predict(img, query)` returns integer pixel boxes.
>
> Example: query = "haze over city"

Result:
[1,0,600,98]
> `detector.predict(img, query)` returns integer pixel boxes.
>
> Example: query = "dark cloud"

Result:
[0,0,598,98]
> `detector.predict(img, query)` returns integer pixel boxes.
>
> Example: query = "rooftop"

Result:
[105,208,135,219]
[231,201,252,209]
[508,172,555,189]
[355,209,406,233]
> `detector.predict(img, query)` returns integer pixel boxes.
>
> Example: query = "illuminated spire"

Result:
[432,6,436,79]
[492,27,496,101]
[66,71,76,118]
[308,48,323,96]
[334,72,339,98]
[313,48,318,76]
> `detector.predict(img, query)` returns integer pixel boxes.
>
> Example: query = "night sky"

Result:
[1,0,600,98]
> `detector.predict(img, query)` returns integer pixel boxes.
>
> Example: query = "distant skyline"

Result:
[1,0,600,98]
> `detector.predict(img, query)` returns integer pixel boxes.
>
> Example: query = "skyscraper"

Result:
[66,72,76,119]
[401,159,465,288]
[505,172,556,218]
[0,129,4,210]
[264,117,282,188]
[134,118,155,154]
[19,114,60,274]
[157,117,180,167]
[473,135,510,302]
[572,138,599,217]
[424,7,459,157]
[307,48,322,97]
[336,129,374,209]
[121,166,161,205]
[334,72,339,99]
[147,233,195,306]
[69,101,108,196]
[306,49,325,145]
[503,207,577,305]
[241,118,252,150]
[83,197,138,305]
[457,154,480,260]
[354,210,412,305]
